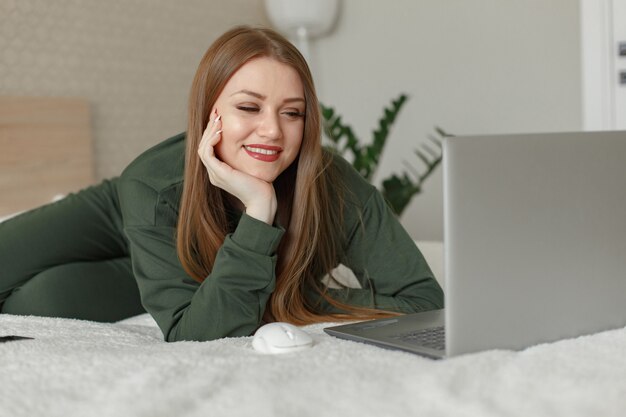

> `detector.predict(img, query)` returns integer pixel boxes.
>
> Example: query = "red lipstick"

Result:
[243,144,282,162]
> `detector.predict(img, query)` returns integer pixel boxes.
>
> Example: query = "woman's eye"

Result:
[237,106,259,113]
[283,111,305,119]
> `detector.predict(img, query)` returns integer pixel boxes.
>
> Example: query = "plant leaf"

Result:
[415,149,431,166]
[321,98,450,218]
[435,126,454,138]
[381,173,420,216]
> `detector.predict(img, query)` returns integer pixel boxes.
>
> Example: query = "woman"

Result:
[0,26,443,342]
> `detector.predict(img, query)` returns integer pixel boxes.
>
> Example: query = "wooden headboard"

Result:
[0,97,95,217]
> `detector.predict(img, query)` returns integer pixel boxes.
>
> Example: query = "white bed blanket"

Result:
[1,313,626,417]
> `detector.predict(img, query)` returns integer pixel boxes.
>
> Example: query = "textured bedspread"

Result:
[1,313,626,417]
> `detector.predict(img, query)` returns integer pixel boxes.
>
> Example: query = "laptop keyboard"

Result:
[389,326,445,351]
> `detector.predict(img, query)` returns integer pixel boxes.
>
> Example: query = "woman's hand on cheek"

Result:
[198,111,278,225]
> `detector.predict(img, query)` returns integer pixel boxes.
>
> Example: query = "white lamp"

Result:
[264,0,340,62]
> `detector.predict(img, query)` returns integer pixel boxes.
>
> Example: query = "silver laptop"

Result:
[325,131,626,359]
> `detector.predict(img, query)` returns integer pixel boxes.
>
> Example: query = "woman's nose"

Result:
[257,112,282,140]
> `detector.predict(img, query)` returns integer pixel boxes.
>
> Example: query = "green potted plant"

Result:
[321,93,452,216]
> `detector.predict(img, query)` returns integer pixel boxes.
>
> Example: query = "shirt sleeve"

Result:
[118,178,284,342]
[324,185,444,314]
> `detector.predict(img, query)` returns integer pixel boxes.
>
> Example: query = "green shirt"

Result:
[117,133,443,342]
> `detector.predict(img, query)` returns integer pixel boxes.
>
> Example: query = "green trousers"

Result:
[0,179,145,322]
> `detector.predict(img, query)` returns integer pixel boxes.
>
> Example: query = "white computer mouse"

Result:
[252,322,314,354]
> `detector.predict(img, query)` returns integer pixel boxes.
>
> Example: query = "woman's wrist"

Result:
[244,200,277,225]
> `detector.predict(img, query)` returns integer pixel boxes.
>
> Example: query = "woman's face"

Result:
[212,56,305,183]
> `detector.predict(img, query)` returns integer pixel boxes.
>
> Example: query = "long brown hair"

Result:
[177,26,398,324]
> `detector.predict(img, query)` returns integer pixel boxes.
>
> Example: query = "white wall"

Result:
[311,0,582,241]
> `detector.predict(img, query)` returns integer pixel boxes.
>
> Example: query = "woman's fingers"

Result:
[196,110,277,223]
[209,116,222,147]
[198,110,222,163]
[198,110,234,190]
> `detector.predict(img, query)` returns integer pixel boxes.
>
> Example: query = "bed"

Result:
[2,99,626,417]
[2,278,626,417]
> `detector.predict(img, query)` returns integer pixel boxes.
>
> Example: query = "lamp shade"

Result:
[264,0,339,39]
